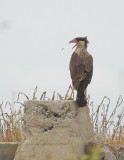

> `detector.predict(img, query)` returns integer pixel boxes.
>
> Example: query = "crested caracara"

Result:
[69,36,93,107]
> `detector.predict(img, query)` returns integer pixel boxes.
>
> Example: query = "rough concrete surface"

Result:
[0,142,18,160]
[15,100,93,160]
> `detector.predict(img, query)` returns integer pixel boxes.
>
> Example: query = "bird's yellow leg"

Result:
[68,86,74,100]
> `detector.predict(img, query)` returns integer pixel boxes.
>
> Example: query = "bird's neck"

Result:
[75,46,87,56]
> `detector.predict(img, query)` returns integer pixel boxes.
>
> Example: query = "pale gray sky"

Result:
[0,0,124,110]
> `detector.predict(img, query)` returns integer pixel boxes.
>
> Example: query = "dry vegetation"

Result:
[88,95,124,147]
[0,86,124,148]
[0,101,23,142]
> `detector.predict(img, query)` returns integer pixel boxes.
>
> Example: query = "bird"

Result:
[69,36,93,107]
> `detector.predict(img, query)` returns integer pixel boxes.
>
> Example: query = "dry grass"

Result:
[88,95,124,147]
[0,86,124,147]
[0,101,23,142]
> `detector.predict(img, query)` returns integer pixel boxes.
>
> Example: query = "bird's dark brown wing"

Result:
[69,51,93,90]
[84,54,93,84]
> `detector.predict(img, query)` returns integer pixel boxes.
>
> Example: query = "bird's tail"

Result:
[76,80,88,107]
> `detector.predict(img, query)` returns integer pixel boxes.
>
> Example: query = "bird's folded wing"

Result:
[84,55,93,73]
[70,52,88,89]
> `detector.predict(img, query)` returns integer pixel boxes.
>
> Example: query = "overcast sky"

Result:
[0,0,124,111]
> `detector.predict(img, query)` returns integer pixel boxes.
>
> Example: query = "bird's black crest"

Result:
[76,36,89,48]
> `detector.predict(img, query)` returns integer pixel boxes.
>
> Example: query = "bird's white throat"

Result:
[75,47,86,56]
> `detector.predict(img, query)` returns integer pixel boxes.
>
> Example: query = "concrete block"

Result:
[15,100,93,160]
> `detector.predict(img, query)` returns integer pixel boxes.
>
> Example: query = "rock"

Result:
[117,145,124,160]
[0,142,18,160]
[15,100,93,160]
[104,144,118,158]
[104,145,117,160]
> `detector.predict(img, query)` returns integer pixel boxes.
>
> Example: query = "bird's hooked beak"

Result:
[69,39,78,49]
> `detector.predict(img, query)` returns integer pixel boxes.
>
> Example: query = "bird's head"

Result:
[69,36,89,49]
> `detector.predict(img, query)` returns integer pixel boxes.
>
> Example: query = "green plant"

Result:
[65,146,103,160]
